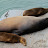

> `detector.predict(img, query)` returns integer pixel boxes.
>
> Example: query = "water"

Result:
[0,0,48,17]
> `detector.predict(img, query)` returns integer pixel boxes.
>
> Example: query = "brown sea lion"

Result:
[23,8,48,17]
[0,14,48,35]
[0,32,26,46]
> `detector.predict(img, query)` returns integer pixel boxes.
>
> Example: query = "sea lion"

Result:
[23,8,48,17]
[0,32,26,46]
[0,14,48,35]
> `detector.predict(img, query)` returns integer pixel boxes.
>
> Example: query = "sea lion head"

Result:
[20,37,27,46]
[23,7,48,17]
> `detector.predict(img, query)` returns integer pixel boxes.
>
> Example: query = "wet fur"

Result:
[23,8,48,17]
[0,32,26,46]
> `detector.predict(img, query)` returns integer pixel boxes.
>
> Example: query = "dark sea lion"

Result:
[0,14,48,35]
[0,32,26,46]
[23,8,48,17]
